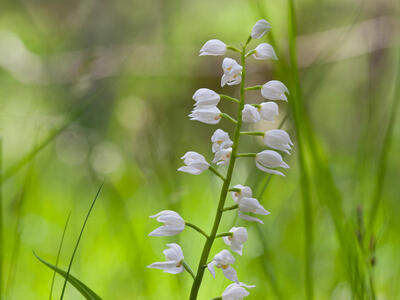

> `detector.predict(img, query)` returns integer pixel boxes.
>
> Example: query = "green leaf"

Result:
[33,251,102,300]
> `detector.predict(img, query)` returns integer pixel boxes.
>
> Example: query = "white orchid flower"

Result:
[255,150,290,176]
[178,151,210,175]
[261,80,289,101]
[211,129,233,153]
[223,227,248,255]
[222,282,256,300]
[221,58,242,87]
[242,104,261,123]
[231,184,270,224]
[207,249,238,282]
[147,243,184,274]
[189,106,222,124]
[149,210,185,236]
[264,129,293,154]
[192,88,220,108]
[259,102,279,121]
[252,43,277,60]
[213,147,232,166]
[199,39,227,56]
[251,19,271,39]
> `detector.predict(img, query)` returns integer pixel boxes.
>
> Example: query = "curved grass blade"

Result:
[49,212,71,300]
[60,182,104,300]
[33,252,102,300]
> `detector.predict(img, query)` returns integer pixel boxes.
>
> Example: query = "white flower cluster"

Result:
[148,19,293,299]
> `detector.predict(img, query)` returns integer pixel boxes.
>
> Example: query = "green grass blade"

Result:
[368,48,400,232]
[0,138,3,300]
[49,212,71,300]
[60,182,104,300]
[33,252,102,300]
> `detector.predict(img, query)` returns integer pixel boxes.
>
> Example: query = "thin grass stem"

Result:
[49,212,71,300]
[59,182,104,300]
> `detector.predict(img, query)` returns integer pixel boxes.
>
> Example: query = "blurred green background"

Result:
[0,0,399,299]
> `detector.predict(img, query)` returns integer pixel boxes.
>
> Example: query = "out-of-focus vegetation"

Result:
[0,0,399,299]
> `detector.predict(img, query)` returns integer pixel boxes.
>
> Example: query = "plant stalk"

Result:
[189,45,247,300]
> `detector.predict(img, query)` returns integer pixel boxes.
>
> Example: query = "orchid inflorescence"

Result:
[148,19,293,300]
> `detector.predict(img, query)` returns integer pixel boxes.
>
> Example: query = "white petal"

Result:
[207,261,216,278]
[253,43,278,60]
[148,225,184,237]
[251,19,271,39]
[199,39,227,56]
[255,161,285,176]
[261,80,289,101]
[238,212,264,224]
[222,266,238,282]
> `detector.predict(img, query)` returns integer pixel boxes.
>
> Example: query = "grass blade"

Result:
[49,212,71,300]
[60,182,104,300]
[33,252,102,300]
[0,138,3,300]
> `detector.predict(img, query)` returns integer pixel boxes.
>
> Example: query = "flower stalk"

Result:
[189,44,248,300]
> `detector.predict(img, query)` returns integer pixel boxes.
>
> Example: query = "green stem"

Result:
[189,43,248,300]
[228,188,241,192]
[182,261,196,280]
[227,45,242,54]
[244,85,262,91]
[220,94,240,104]
[222,204,239,212]
[245,50,256,57]
[220,113,238,124]
[240,131,264,136]
[215,232,233,238]
[185,223,209,239]
[208,166,226,181]
[236,153,257,158]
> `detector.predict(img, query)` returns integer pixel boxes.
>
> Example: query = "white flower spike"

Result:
[255,150,290,176]
[259,102,279,121]
[178,151,210,175]
[251,19,271,39]
[199,39,227,56]
[193,88,220,108]
[213,147,232,166]
[147,243,184,274]
[211,129,233,153]
[149,210,185,236]
[253,43,278,60]
[189,106,222,124]
[223,227,248,255]
[221,58,242,87]
[222,282,256,300]
[207,249,238,282]
[242,104,261,123]
[261,80,290,101]
[264,129,293,154]
[231,184,270,224]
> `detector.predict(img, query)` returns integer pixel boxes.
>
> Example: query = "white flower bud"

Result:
[207,249,238,282]
[242,104,261,123]
[147,243,184,274]
[189,106,222,124]
[231,184,252,203]
[251,19,271,39]
[193,88,220,108]
[264,129,293,154]
[199,39,227,56]
[223,227,248,255]
[222,282,255,300]
[252,43,277,60]
[255,150,289,176]
[221,58,242,87]
[213,147,232,166]
[211,129,233,153]
[261,80,289,101]
[178,151,210,175]
[259,102,279,121]
[231,185,269,224]
[149,210,185,236]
